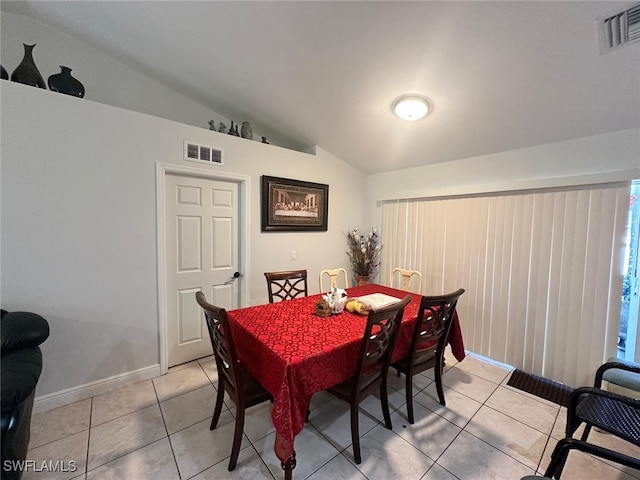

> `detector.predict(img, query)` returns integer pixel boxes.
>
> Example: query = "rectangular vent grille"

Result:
[183,141,224,166]
[601,3,640,51]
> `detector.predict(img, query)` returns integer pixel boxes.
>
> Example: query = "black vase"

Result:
[48,66,85,98]
[0,65,8,80]
[11,43,46,89]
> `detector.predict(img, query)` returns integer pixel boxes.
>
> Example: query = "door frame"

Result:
[156,162,251,374]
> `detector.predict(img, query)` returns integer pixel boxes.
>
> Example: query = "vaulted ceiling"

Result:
[4,1,640,173]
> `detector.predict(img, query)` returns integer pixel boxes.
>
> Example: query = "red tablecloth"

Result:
[226,284,465,465]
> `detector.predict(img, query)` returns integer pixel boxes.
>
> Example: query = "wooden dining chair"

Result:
[264,269,308,303]
[392,267,422,293]
[324,295,412,464]
[195,292,272,471]
[319,267,349,292]
[391,288,465,424]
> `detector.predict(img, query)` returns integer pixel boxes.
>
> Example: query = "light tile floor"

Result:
[24,351,640,480]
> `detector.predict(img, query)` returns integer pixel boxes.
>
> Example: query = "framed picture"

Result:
[261,175,329,232]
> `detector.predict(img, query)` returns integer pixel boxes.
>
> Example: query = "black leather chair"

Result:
[1,309,50,480]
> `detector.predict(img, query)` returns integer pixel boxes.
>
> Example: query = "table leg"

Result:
[281,452,296,480]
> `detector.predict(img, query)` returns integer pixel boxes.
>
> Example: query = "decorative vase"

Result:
[1,65,8,80]
[11,43,46,89]
[47,66,84,97]
[208,120,216,130]
[241,121,253,140]
[357,275,369,286]
[228,121,236,135]
[261,136,269,144]
[218,122,227,134]
[233,124,240,136]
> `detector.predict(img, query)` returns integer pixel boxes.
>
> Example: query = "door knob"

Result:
[233,271,240,278]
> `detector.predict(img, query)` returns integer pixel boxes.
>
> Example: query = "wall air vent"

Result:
[183,141,224,166]
[600,3,640,52]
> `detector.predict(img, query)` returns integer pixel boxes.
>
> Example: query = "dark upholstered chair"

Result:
[523,434,640,480]
[593,357,640,394]
[525,373,640,480]
[195,292,272,471]
[540,386,640,479]
[264,270,308,303]
[580,359,640,442]
[391,288,465,424]
[325,295,411,464]
[1,310,50,480]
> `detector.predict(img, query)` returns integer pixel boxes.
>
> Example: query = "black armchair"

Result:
[1,310,50,480]
[542,386,640,479]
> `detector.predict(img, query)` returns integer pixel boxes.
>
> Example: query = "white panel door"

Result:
[165,174,240,367]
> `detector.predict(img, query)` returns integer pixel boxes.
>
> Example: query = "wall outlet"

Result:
[291,250,296,260]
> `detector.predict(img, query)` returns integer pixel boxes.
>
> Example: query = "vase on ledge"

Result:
[11,43,46,89]
[48,66,85,97]
[356,275,369,286]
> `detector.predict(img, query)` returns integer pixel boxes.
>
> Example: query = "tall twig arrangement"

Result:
[346,228,382,277]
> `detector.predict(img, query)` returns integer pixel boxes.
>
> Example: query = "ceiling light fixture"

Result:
[393,95,430,121]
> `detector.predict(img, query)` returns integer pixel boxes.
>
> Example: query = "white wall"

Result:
[365,128,640,226]
[1,81,366,402]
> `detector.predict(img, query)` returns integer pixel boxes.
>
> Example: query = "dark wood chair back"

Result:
[392,288,465,423]
[410,288,465,371]
[325,294,411,464]
[264,269,308,303]
[195,291,271,471]
[354,295,412,393]
[195,292,243,402]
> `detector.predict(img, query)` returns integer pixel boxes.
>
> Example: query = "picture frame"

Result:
[261,175,329,232]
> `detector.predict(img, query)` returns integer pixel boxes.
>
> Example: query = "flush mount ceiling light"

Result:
[393,95,430,121]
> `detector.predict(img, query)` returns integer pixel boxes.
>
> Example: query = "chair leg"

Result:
[350,404,361,464]
[580,424,592,442]
[405,370,414,424]
[434,360,446,406]
[228,404,245,471]
[381,379,392,430]
[210,384,225,430]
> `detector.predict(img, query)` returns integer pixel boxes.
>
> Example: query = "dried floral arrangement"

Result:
[346,228,382,278]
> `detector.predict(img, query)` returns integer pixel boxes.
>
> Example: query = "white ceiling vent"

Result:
[183,141,224,166]
[600,3,640,52]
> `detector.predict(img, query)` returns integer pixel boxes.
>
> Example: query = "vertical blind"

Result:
[381,182,630,387]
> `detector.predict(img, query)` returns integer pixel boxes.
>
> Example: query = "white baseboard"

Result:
[33,364,162,414]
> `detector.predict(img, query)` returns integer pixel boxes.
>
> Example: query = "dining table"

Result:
[226,283,465,479]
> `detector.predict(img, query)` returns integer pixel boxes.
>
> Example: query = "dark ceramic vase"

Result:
[11,43,46,89]
[48,66,85,98]
[1,65,8,80]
